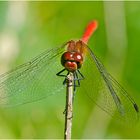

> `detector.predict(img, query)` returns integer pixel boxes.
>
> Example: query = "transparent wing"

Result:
[79,46,139,124]
[0,45,66,107]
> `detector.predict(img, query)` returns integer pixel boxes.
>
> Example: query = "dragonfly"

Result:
[0,20,139,124]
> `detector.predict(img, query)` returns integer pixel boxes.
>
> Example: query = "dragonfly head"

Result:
[61,51,83,72]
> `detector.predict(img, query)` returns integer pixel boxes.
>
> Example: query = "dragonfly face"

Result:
[61,40,85,72]
[61,51,83,72]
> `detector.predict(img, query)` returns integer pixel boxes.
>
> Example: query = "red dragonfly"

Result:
[0,20,139,124]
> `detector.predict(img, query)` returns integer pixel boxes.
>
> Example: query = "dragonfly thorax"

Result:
[61,51,83,72]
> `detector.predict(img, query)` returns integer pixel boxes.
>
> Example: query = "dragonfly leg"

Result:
[73,70,84,87]
[56,68,67,77]
[77,69,85,80]
[73,72,76,92]
[63,72,69,85]
[75,71,81,87]
[72,72,77,104]
[56,69,70,85]
[72,70,85,103]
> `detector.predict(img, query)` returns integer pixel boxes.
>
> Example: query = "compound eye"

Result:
[62,52,73,61]
[61,52,73,66]
[73,52,83,62]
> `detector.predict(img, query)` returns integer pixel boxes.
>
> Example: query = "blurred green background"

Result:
[0,1,140,139]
